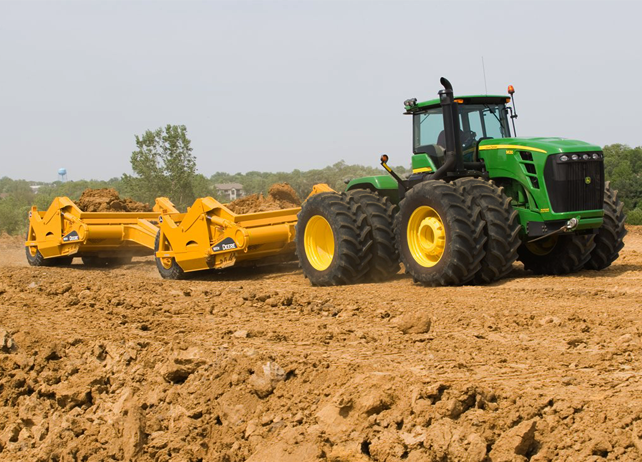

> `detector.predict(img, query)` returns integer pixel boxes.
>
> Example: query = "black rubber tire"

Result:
[347,189,400,281]
[296,192,372,286]
[154,231,186,280]
[584,181,627,270]
[454,178,521,284]
[517,233,595,275]
[25,246,47,266]
[395,180,486,286]
[25,232,73,267]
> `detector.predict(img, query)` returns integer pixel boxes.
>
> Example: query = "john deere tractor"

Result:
[295,77,627,286]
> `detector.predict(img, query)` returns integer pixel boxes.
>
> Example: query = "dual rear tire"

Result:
[295,191,399,286]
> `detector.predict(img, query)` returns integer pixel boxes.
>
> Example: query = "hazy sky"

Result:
[1,0,641,182]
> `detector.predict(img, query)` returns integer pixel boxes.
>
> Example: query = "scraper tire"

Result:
[25,232,72,266]
[154,231,186,280]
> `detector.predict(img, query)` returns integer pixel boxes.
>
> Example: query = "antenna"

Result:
[482,57,488,95]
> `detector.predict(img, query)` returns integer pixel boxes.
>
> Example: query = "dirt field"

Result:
[1,228,642,461]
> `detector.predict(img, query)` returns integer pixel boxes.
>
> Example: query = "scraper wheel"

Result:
[154,231,186,280]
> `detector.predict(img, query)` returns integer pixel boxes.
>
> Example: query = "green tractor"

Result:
[295,78,626,286]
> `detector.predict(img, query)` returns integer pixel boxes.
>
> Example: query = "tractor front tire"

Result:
[154,231,186,280]
[518,233,595,275]
[347,189,399,281]
[585,181,627,270]
[454,178,521,284]
[395,180,486,286]
[296,192,372,286]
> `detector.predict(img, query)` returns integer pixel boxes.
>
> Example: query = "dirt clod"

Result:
[395,310,432,334]
[489,419,537,462]
[75,188,151,212]
[0,328,16,353]
[225,183,301,214]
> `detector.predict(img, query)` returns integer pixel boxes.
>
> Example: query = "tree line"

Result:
[1,125,641,235]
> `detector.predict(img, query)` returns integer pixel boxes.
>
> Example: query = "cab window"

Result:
[413,108,444,149]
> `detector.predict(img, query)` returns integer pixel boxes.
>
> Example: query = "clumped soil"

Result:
[75,188,152,213]
[226,183,301,214]
[0,228,642,461]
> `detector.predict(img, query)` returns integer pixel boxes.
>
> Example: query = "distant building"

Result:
[215,183,244,201]
[30,185,42,193]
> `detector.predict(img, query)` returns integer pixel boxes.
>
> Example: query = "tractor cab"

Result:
[406,95,512,167]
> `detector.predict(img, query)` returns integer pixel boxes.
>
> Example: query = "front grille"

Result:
[543,153,604,212]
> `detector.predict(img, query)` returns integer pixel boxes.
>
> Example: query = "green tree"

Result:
[122,125,198,209]
[627,208,642,225]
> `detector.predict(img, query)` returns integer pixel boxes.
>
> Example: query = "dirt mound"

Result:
[75,188,151,212]
[266,183,301,207]
[226,183,301,214]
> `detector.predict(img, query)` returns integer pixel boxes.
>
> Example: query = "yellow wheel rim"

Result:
[304,215,335,271]
[407,206,446,267]
[526,235,558,256]
[161,256,174,269]
[29,246,37,257]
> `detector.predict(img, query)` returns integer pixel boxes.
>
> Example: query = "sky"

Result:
[1,0,641,182]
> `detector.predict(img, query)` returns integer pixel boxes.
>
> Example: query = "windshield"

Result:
[413,103,511,158]
[460,103,511,141]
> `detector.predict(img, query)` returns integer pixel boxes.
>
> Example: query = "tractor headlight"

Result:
[560,155,569,162]
[592,153,601,160]
[582,154,590,160]
[571,154,579,160]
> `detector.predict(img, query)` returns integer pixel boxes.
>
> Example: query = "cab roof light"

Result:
[454,98,464,103]
[404,98,417,108]
[508,85,515,95]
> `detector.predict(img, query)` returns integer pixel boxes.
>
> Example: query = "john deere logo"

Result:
[585,177,592,185]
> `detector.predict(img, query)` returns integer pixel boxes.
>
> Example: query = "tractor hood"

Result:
[479,137,602,155]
